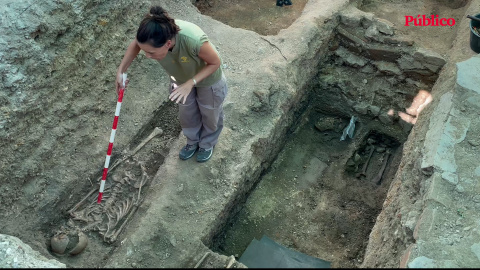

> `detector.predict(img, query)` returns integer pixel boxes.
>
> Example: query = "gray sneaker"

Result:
[196,147,213,162]
[179,144,198,160]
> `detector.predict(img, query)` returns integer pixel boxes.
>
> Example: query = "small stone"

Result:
[224,192,229,198]
[131,263,137,267]
[353,103,369,115]
[374,18,395,35]
[368,105,381,116]
[374,61,402,75]
[335,47,368,67]
[346,159,355,166]
[361,65,374,73]
[169,236,177,247]
[365,24,379,40]
[363,79,368,84]
[378,113,393,125]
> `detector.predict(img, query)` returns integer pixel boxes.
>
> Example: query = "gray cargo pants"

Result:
[171,75,228,150]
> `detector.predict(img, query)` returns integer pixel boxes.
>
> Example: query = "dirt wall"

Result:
[361,0,478,267]
[0,0,178,254]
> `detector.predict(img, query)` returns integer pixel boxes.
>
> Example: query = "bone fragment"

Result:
[356,145,375,179]
[107,194,146,243]
[226,255,236,268]
[136,168,148,203]
[68,187,97,215]
[130,127,163,156]
[373,152,391,185]
[107,204,136,243]
[89,126,163,189]
[194,252,211,268]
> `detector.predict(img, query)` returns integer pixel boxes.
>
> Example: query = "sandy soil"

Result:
[195,0,309,36]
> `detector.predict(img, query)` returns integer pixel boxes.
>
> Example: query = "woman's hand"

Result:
[169,80,194,104]
[115,72,129,95]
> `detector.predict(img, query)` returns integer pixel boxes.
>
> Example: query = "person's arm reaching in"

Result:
[116,39,141,94]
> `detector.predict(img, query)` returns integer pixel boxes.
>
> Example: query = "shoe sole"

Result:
[197,150,213,163]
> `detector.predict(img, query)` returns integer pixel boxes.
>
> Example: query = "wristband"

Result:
[192,78,197,86]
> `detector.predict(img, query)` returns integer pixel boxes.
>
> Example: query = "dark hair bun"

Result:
[149,6,166,16]
[137,6,180,48]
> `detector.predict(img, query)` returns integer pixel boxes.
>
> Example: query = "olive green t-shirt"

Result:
[158,20,223,87]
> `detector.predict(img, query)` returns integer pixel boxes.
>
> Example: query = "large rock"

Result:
[413,48,446,70]
[338,5,374,27]
[374,61,402,75]
[0,234,65,268]
[335,46,368,67]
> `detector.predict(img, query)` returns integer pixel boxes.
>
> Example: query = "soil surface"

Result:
[195,0,309,36]
[360,0,468,56]
[0,0,472,268]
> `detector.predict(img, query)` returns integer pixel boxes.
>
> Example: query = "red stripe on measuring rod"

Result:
[97,192,103,203]
[107,143,114,155]
[102,168,108,180]
[112,116,119,129]
[118,89,124,102]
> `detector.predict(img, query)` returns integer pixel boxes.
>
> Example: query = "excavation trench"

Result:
[45,101,182,267]
[43,3,444,268]
[207,24,441,268]
[2,0,471,268]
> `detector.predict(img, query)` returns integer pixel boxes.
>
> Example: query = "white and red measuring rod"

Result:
[97,73,127,204]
